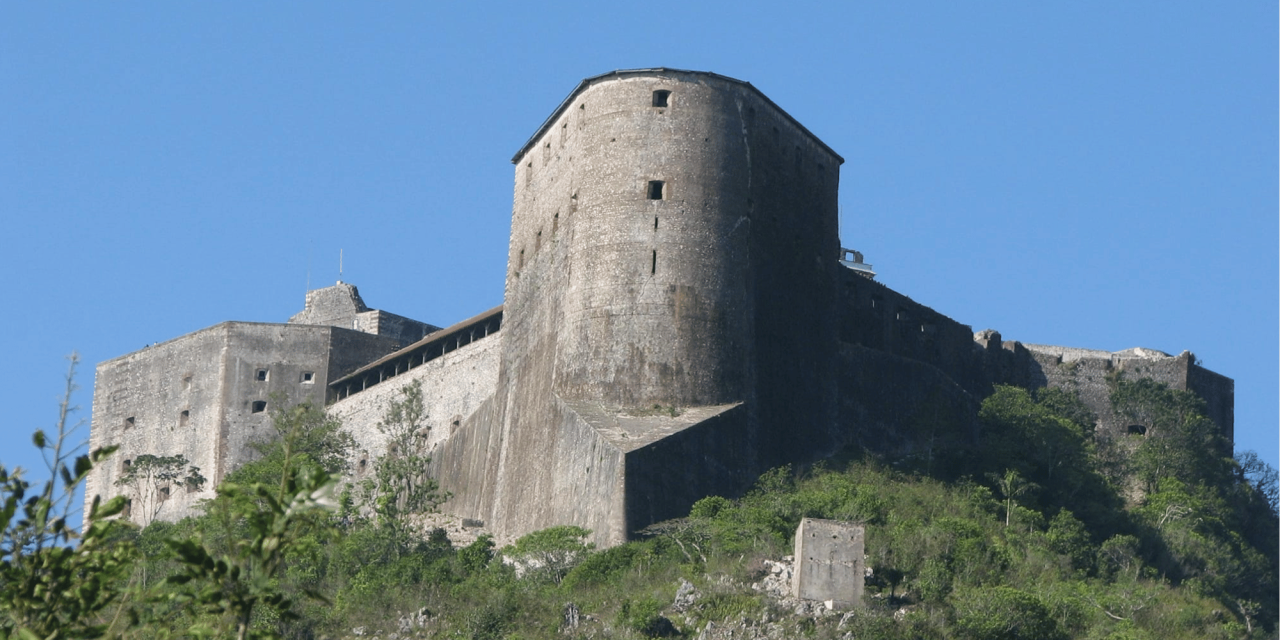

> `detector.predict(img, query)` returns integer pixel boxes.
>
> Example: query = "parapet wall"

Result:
[87,325,233,522]
[837,267,985,398]
[1018,344,1233,442]
[327,332,501,481]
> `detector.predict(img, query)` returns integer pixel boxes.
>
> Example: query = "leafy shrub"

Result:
[506,526,592,585]
[616,596,677,637]
[458,534,496,576]
[689,495,732,519]
[951,586,1067,640]
[562,540,646,589]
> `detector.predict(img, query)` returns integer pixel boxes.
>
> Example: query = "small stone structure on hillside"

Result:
[793,519,865,609]
[86,69,1235,546]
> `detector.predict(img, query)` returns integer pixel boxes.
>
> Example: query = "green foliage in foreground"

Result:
[3,367,1277,639]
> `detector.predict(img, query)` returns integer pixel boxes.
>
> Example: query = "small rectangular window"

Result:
[300,372,315,384]
[255,369,268,381]
[179,410,189,427]
[647,180,664,200]
[652,90,671,107]
[251,400,267,413]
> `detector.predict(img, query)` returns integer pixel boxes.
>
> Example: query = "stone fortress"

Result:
[86,69,1234,547]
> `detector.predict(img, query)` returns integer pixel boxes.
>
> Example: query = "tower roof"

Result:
[512,68,845,165]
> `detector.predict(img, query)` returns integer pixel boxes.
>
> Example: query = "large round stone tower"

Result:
[509,70,756,406]
[439,69,845,545]
[505,69,842,412]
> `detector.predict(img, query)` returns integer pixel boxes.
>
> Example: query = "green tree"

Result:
[1111,378,1229,492]
[164,466,339,639]
[361,382,445,529]
[951,586,1067,640]
[505,525,592,585]
[0,354,134,638]
[1234,450,1278,516]
[225,400,354,495]
[114,453,205,526]
[980,386,1092,491]
[991,468,1036,528]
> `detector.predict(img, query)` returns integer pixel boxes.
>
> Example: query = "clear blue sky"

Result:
[2,3,1275,502]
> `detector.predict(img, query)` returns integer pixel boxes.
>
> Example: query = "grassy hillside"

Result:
[3,372,1276,639]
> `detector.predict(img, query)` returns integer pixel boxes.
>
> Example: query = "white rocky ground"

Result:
[344,552,900,640]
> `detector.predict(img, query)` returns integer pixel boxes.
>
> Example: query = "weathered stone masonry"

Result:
[87,69,1234,546]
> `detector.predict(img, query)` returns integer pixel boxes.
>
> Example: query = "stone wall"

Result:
[837,267,985,397]
[87,325,232,523]
[620,403,751,537]
[836,344,979,470]
[1018,344,1233,443]
[326,333,501,482]
[288,282,370,328]
[352,309,438,346]
[86,322,402,523]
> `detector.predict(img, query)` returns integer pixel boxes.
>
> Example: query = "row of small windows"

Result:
[255,368,315,383]
[121,401,264,425]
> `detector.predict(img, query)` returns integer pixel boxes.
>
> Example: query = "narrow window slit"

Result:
[651,250,657,275]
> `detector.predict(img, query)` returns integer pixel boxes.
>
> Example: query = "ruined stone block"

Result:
[792,518,864,609]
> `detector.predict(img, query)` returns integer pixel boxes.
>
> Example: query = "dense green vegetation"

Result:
[3,362,1276,639]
